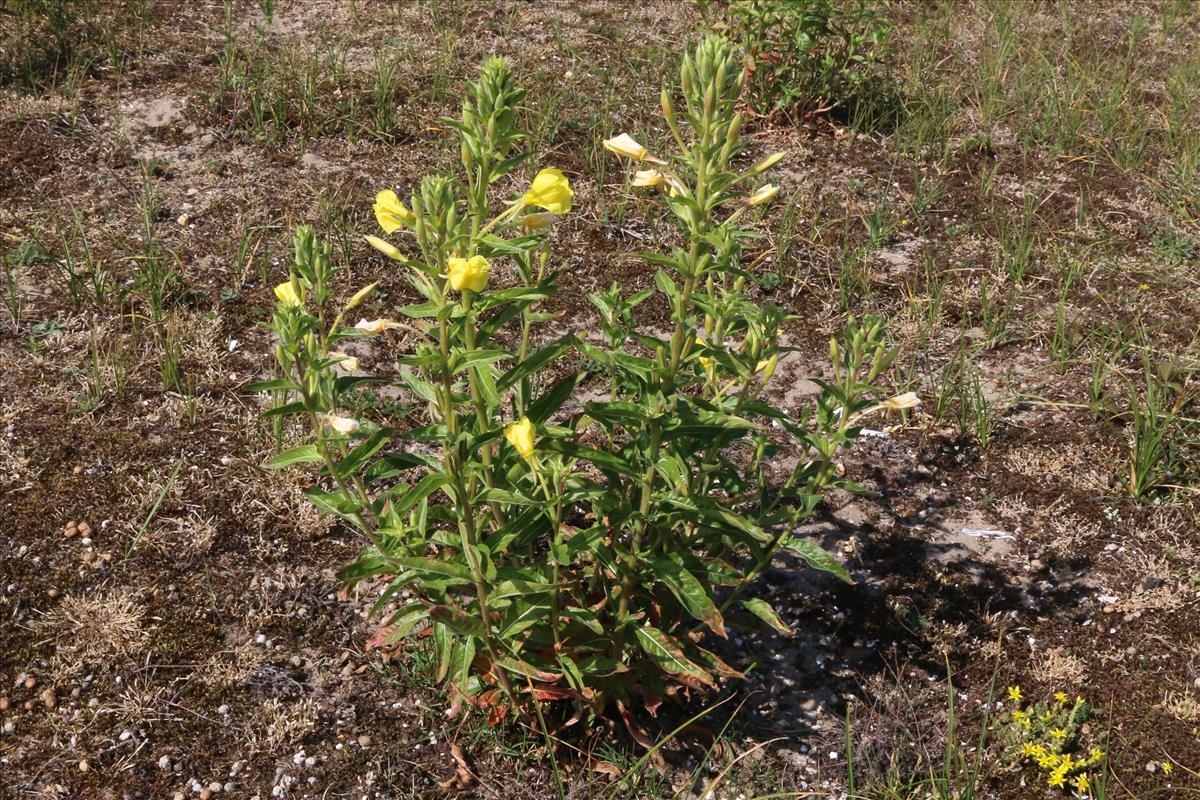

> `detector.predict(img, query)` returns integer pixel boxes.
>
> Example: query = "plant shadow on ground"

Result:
[621,442,1098,791]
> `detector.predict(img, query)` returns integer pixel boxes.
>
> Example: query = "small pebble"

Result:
[177,214,190,226]
[73,464,83,475]
[79,522,92,536]
[40,688,55,709]
[23,676,36,690]
[0,696,9,711]
[78,759,89,773]
[47,587,60,599]
[158,755,172,770]
[358,735,371,747]
[199,790,212,800]
[208,781,222,793]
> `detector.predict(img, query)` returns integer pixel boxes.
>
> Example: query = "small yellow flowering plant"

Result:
[256,42,907,726]
[1004,686,1105,795]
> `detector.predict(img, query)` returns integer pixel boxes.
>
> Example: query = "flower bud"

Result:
[365,235,405,262]
[748,184,779,207]
[750,152,786,175]
[346,282,378,310]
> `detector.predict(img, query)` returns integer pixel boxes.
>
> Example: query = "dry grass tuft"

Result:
[36,590,151,671]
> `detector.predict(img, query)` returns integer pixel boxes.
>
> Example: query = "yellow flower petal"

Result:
[354,318,403,335]
[632,168,666,188]
[603,132,649,160]
[504,417,536,459]
[520,211,558,233]
[523,168,573,214]
[447,255,490,293]
[320,413,360,436]
[274,281,302,306]
[373,189,415,234]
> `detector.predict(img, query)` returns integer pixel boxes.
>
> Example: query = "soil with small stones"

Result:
[2,2,1199,798]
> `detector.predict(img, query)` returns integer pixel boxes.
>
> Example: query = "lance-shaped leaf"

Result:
[785,537,853,583]
[649,556,726,637]
[495,656,561,683]
[264,445,323,469]
[430,604,487,639]
[634,625,715,687]
[498,333,573,390]
[740,597,793,635]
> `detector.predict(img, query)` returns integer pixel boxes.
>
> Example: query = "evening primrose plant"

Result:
[257,40,909,727]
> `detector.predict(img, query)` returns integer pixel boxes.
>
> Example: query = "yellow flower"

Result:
[274,281,302,306]
[446,254,490,293]
[1012,709,1027,722]
[1048,770,1066,788]
[520,211,558,233]
[523,168,573,214]
[1088,748,1103,763]
[365,235,405,262]
[320,413,360,436]
[504,417,536,459]
[1055,691,1069,705]
[632,168,666,188]
[330,351,359,372]
[1162,761,1173,775]
[1021,742,1042,757]
[374,189,415,233]
[748,184,779,206]
[1050,728,1067,740]
[354,318,403,335]
[1007,686,1022,703]
[1073,773,1091,795]
[602,132,664,164]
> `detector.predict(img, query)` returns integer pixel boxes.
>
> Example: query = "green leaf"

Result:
[451,348,508,375]
[785,537,853,583]
[262,400,307,418]
[527,370,589,423]
[650,556,726,637]
[328,428,389,476]
[496,656,560,682]
[634,626,715,687]
[429,604,487,639]
[392,473,451,516]
[337,547,389,583]
[498,333,572,390]
[499,601,552,639]
[740,598,793,635]
[264,445,323,469]
[390,556,473,582]
[476,486,540,506]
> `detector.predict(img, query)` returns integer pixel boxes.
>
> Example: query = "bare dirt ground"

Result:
[2,2,1199,798]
